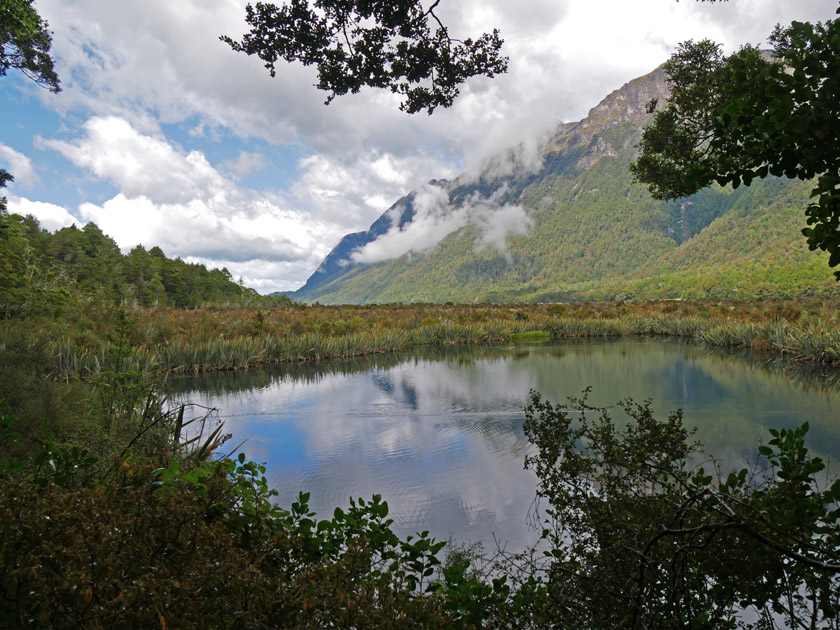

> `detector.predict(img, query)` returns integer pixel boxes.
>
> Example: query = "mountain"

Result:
[290,66,839,304]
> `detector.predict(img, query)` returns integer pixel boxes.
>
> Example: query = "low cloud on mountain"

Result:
[351,184,532,264]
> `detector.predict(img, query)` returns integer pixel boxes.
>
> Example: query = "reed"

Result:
[39,300,840,378]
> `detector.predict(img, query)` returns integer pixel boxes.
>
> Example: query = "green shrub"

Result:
[0,459,489,629]
[0,324,97,463]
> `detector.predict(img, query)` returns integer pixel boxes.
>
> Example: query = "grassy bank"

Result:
[17,298,840,378]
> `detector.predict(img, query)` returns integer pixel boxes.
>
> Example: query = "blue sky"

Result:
[0,0,833,293]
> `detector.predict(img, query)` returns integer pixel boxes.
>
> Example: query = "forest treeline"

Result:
[0,209,288,317]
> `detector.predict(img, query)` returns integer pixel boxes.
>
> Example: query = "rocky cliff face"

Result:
[546,66,668,171]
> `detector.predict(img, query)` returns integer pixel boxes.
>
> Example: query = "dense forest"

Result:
[0,209,282,317]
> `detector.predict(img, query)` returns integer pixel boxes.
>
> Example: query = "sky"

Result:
[0,0,834,293]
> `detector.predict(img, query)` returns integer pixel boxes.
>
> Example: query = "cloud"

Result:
[29,0,648,165]
[352,184,532,264]
[475,202,533,252]
[680,0,834,52]
[6,195,82,231]
[468,127,553,184]
[0,144,38,187]
[32,0,834,165]
[77,194,321,263]
[33,115,348,291]
[74,189,339,292]
[223,151,268,179]
[40,117,226,205]
[292,152,458,232]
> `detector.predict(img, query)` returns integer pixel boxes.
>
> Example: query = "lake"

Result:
[171,338,840,551]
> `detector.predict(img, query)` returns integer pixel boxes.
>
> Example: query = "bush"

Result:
[0,324,96,464]
[0,458,479,629]
[522,390,840,629]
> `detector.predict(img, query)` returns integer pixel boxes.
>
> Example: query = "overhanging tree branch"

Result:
[0,0,60,93]
[631,8,840,277]
[221,0,507,114]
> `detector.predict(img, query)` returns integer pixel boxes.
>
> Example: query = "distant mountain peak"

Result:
[545,65,667,156]
[290,62,836,304]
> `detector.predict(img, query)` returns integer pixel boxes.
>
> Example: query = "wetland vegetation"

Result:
[3,1,840,623]
[4,290,840,627]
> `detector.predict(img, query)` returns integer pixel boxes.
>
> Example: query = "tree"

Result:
[631,6,840,277]
[0,0,59,92]
[221,0,508,114]
[0,170,12,213]
[0,205,33,310]
[522,390,840,629]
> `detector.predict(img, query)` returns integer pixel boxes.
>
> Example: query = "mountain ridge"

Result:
[290,65,839,304]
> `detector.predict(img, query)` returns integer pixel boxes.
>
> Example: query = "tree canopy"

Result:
[0,213,273,315]
[0,170,12,213]
[631,6,840,276]
[221,0,508,114]
[0,0,59,93]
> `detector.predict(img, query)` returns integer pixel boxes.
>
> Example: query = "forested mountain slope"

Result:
[291,66,839,304]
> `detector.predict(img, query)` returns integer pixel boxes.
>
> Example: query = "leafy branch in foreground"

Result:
[221,0,508,114]
[0,453,497,628]
[0,0,60,93]
[523,389,840,629]
[631,5,840,276]
[0,0,60,218]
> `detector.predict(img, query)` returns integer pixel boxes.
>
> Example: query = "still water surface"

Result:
[172,338,840,550]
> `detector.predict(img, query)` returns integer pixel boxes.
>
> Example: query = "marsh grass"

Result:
[16,298,840,378]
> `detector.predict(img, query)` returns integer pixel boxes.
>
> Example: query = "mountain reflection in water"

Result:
[171,338,840,551]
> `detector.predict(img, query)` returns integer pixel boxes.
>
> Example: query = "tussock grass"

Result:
[25,298,840,378]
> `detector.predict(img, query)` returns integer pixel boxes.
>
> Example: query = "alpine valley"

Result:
[290,65,840,304]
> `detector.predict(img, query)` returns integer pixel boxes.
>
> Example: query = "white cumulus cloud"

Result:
[6,195,82,231]
[35,116,344,291]
[0,144,38,187]
[292,152,458,232]
[40,117,226,206]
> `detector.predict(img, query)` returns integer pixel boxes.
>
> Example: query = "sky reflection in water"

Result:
[173,339,840,551]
